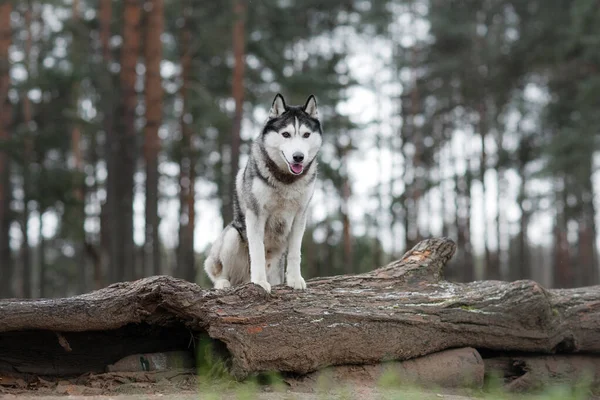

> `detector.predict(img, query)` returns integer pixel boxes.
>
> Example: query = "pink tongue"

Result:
[291,163,304,174]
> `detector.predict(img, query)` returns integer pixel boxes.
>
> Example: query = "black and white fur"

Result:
[204,94,322,293]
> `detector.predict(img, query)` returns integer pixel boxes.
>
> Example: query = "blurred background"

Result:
[0,0,598,299]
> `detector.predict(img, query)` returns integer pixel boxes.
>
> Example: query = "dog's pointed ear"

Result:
[269,93,287,118]
[303,95,318,119]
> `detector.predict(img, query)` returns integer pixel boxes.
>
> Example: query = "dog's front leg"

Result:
[286,209,307,290]
[246,211,271,293]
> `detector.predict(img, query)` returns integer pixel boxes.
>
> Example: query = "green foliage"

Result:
[4,0,600,296]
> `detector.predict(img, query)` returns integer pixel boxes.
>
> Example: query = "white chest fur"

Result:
[252,177,313,253]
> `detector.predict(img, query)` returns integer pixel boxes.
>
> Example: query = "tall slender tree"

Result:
[553,181,571,287]
[38,211,46,297]
[98,0,115,286]
[0,1,13,298]
[404,0,423,250]
[176,5,195,282]
[227,0,246,226]
[512,134,533,281]
[116,0,142,281]
[143,0,164,276]
[20,2,34,298]
[338,140,353,273]
[70,0,87,293]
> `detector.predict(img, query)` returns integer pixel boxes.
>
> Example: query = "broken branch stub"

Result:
[1,237,600,380]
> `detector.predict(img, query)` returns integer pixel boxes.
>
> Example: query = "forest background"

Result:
[0,0,598,298]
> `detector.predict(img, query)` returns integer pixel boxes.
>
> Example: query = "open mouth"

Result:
[281,151,304,175]
[289,163,304,175]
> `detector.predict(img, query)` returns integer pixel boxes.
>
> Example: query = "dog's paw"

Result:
[214,279,231,289]
[286,274,306,290]
[252,280,271,293]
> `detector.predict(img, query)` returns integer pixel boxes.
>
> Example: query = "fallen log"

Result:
[485,354,600,392]
[1,237,599,380]
[287,347,485,390]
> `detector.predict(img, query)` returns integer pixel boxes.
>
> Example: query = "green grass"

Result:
[192,340,597,400]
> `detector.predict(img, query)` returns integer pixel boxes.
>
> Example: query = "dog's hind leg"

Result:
[206,225,250,289]
[266,249,285,287]
[203,251,229,288]
[204,225,249,289]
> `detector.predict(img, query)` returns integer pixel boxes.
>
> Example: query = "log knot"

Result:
[373,237,457,284]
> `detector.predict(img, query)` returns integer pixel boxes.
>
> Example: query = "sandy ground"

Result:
[1,390,476,400]
[5,369,596,399]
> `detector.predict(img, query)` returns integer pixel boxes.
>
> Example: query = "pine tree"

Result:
[143,0,164,276]
[20,1,34,298]
[98,0,115,286]
[115,0,142,281]
[0,0,13,298]
[228,0,246,227]
[176,4,195,282]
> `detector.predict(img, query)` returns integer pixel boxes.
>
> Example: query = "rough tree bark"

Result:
[225,0,246,227]
[176,5,195,282]
[143,0,164,277]
[478,102,493,279]
[578,173,598,286]
[513,141,531,282]
[485,354,600,392]
[20,3,34,298]
[553,180,571,288]
[453,140,474,283]
[98,0,115,287]
[71,0,87,295]
[1,238,600,382]
[38,212,46,297]
[116,0,142,281]
[0,0,13,298]
[339,141,353,273]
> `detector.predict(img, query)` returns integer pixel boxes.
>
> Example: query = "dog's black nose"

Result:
[293,152,304,163]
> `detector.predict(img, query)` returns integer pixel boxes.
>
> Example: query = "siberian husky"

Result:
[204,94,322,293]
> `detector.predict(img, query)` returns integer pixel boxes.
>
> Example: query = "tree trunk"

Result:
[440,133,451,238]
[340,143,353,273]
[89,129,102,290]
[186,161,196,281]
[495,131,505,281]
[116,0,142,282]
[227,0,246,226]
[176,9,195,282]
[341,177,352,273]
[98,0,114,286]
[577,168,598,286]
[454,143,474,282]
[407,1,424,250]
[143,0,164,277]
[553,180,571,288]
[0,1,13,298]
[20,4,34,298]
[485,354,600,392]
[71,0,87,295]
[292,347,485,390]
[514,163,530,281]
[464,169,474,281]
[99,0,112,62]
[375,94,385,266]
[478,103,495,280]
[38,211,46,297]
[2,238,600,381]
[407,40,422,250]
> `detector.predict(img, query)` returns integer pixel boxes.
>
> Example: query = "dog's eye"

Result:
[282,132,291,138]
[303,132,311,139]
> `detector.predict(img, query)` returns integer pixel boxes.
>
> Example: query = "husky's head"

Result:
[260,93,322,176]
